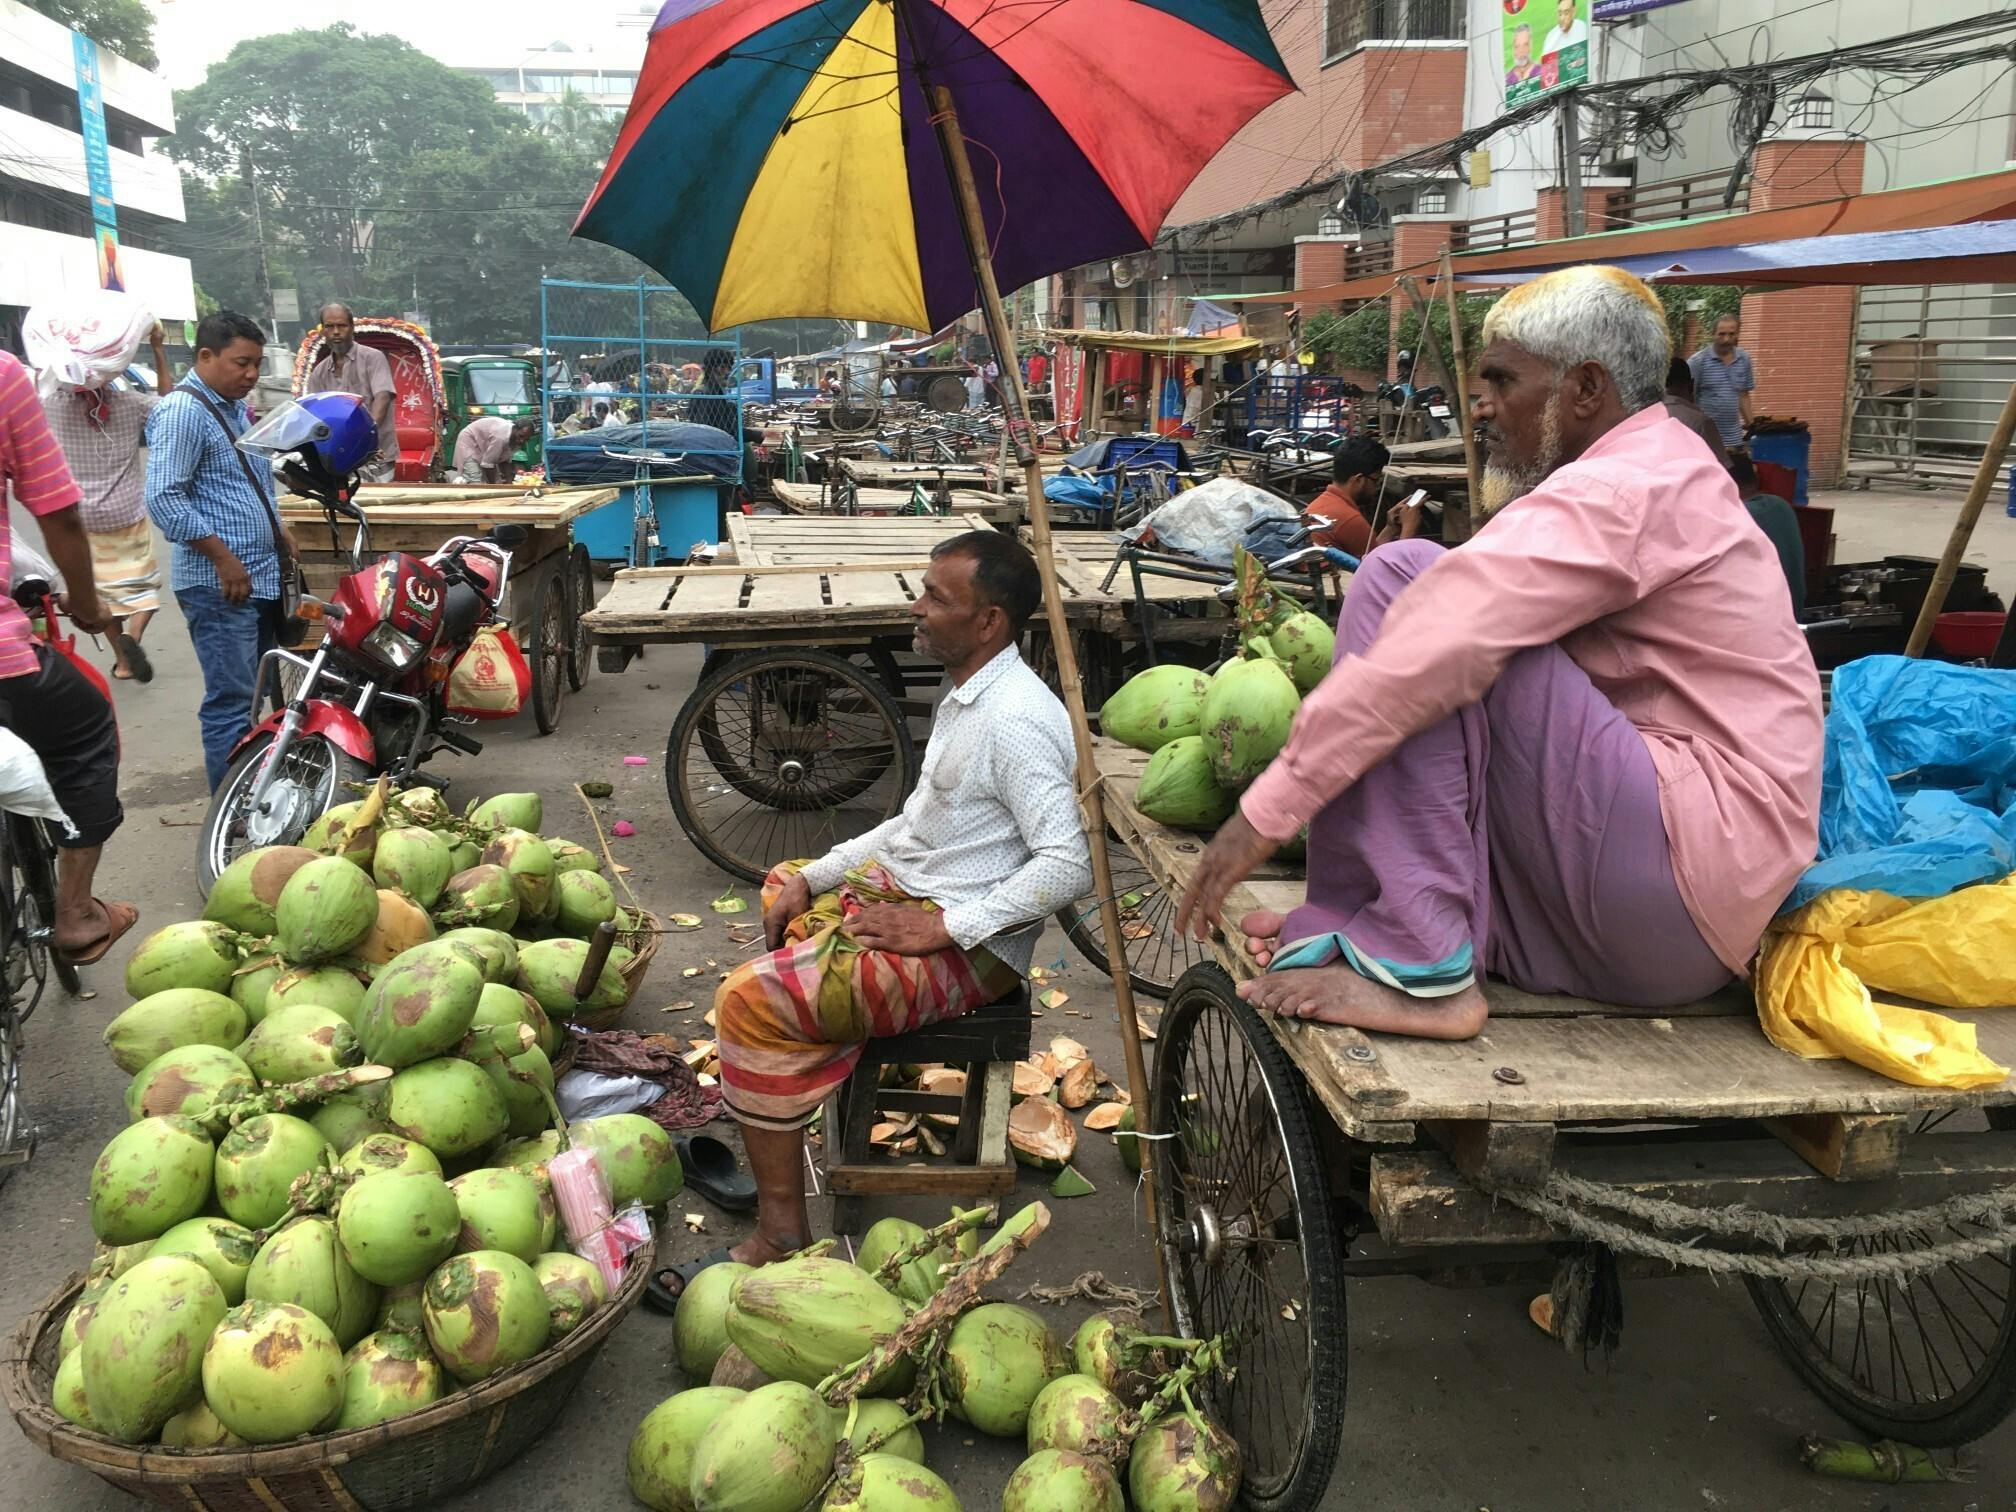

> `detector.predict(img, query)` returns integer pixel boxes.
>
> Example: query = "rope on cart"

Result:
[1472,1171,2016,1284]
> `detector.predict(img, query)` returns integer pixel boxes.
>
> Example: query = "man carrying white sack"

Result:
[25,292,173,683]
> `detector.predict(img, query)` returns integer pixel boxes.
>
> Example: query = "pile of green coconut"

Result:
[634,1202,1239,1511]
[1098,548,1334,833]
[46,785,681,1450]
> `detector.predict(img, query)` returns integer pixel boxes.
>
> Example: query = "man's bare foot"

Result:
[728,1229,809,1267]
[1239,908,1288,968]
[1237,966,1487,1040]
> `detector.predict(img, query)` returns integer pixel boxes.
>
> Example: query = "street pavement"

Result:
[1,545,2010,1511]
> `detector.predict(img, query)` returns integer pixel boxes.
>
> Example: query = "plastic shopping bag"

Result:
[445,626,530,719]
[1756,876,2016,1090]
[0,727,75,837]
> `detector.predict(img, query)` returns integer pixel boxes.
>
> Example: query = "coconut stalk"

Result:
[1124,1335,1233,1437]
[250,1163,356,1243]
[1798,1436,1970,1483]
[869,1203,995,1292]
[199,1065,393,1136]
[818,1202,1051,1407]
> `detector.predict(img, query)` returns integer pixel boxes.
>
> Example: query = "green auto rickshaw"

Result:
[441,355,543,469]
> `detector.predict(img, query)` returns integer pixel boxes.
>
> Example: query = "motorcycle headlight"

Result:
[362,622,423,671]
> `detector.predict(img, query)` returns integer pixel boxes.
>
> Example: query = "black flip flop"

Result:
[677,1134,758,1214]
[645,1246,738,1315]
[112,633,152,684]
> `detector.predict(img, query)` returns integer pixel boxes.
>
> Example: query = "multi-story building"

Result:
[0,0,196,352]
[455,42,646,127]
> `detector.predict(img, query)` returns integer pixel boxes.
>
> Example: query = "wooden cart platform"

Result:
[770,477,1018,523]
[1091,736,2016,1149]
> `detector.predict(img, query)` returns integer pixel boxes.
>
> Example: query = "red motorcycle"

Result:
[196,399,524,890]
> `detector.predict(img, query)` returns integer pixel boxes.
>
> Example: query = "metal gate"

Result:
[1848,283,2016,486]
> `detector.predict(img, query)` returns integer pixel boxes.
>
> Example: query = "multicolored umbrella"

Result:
[574,0,1294,331]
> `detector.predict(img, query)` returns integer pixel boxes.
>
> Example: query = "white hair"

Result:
[1480,265,1672,412]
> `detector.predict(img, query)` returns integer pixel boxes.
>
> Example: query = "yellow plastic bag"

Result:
[1756,875,2016,1090]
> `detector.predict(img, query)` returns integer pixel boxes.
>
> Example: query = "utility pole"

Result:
[242,148,277,334]
[1560,90,1586,237]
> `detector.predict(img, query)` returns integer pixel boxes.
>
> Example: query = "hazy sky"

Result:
[147,0,661,86]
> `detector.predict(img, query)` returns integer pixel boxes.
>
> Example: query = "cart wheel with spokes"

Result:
[1054,830,1207,1000]
[667,647,918,883]
[1152,963,1345,1512]
[566,544,593,691]
[528,566,567,734]
[1747,1107,2016,1446]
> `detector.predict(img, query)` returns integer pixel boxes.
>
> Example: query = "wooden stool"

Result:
[824,984,1033,1235]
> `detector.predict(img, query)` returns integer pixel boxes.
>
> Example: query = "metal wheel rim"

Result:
[1155,982,1321,1500]
[205,737,342,880]
[0,1004,21,1165]
[1057,833,1206,999]
[1754,1109,2016,1431]
[567,551,593,688]
[536,577,566,721]
[674,658,909,880]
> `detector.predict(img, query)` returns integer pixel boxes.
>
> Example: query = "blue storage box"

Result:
[1749,429,1811,505]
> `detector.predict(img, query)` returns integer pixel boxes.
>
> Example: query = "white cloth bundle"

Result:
[22,291,157,399]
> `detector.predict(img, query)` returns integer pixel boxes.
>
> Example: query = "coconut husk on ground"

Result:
[1009,1096,1077,1168]
[1084,1102,1129,1132]
[1058,1060,1099,1109]
[1012,1061,1055,1100]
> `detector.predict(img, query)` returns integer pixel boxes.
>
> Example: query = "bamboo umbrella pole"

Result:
[922,79,1165,1286]
[1904,377,2016,656]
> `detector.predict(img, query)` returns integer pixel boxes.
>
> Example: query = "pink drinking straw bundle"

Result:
[551,1145,651,1292]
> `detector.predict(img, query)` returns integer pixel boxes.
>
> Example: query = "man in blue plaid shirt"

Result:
[144,311,296,789]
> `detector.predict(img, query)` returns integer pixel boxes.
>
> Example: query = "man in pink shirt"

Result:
[1176,266,1821,1036]
[0,351,136,963]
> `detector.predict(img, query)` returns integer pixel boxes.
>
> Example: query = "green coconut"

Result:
[725,1257,908,1394]
[238,1003,360,1085]
[448,1167,545,1263]
[553,868,618,936]
[90,1115,215,1244]
[475,1039,555,1139]
[230,955,288,1027]
[547,838,600,874]
[354,888,437,966]
[205,845,320,935]
[472,981,557,1062]
[491,1129,561,1186]
[1026,1373,1127,1457]
[1267,610,1336,695]
[423,1250,550,1382]
[51,1348,94,1430]
[58,1276,111,1360]
[309,1087,391,1152]
[439,927,519,983]
[532,1251,608,1338]
[855,1216,948,1307]
[434,864,520,931]
[214,1113,333,1230]
[687,1381,836,1512]
[447,838,482,873]
[274,855,381,963]
[838,1398,926,1464]
[1003,1450,1124,1512]
[386,1056,509,1158]
[245,1215,380,1348]
[123,1043,257,1125]
[338,1132,442,1179]
[103,988,247,1075]
[481,828,556,920]
[1113,1108,1142,1175]
[1135,735,1238,830]
[375,1281,427,1336]
[201,1299,345,1443]
[355,941,485,1068]
[263,963,370,1026]
[1201,656,1301,789]
[124,920,244,999]
[336,1170,462,1285]
[672,1260,752,1381]
[304,799,378,867]
[159,1397,244,1449]
[1098,664,1212,752]
[628,1386,745,1512]
[515,936,628,1020]
[823,1455,958,1512]
[148,1217,259,1305]
[1127,1410,1243,1511]
[944,1303,1068,1438]
[470,792,542,833]
[569,1113,683,1206]
[80,1256,226,1443]
[388,786,452,829]
[372,825,456,909]
[333,1328,444,1429]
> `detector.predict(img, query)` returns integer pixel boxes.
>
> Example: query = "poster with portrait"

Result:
[1503,0,1590,106]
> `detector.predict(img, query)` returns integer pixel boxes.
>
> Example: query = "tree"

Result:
[540,89,620,174]
[22,0,156,69]
[1305,305,1390,374]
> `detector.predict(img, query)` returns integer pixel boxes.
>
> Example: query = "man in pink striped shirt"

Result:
[1177,266,1821,1036]
[0,351,136,963]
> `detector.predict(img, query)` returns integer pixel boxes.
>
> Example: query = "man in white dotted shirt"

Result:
[661,532,1092,1291]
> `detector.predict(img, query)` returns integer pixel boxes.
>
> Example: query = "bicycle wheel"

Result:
[667,648,916,883]
[1054,830,1207,1000]
[13,816,74,998]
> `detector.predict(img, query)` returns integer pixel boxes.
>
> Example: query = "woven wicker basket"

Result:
[3,1239,653,1511]
[569,908,661,1032]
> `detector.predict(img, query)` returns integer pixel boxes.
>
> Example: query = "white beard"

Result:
[1478,399,1565,519]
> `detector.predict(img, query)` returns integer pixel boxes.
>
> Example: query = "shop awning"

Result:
[1042,327,1264,356]
[1219,165,2016,306]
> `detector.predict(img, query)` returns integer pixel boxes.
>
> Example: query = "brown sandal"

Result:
[60,898,139,965]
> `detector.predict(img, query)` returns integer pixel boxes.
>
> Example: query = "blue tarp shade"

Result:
[1453,219,2016,289]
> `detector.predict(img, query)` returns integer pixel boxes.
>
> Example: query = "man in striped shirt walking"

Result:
[144,312,296,790]
[0,351,137,963]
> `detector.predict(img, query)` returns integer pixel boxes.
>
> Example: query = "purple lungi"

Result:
[1275,539,1731,1007]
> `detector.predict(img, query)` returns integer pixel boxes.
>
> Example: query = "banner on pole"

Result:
[1502,0,1590,107]
[1593,0,1686,18]
[71,31,123,290]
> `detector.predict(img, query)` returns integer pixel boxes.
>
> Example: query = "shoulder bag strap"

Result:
[174,383,291,565]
